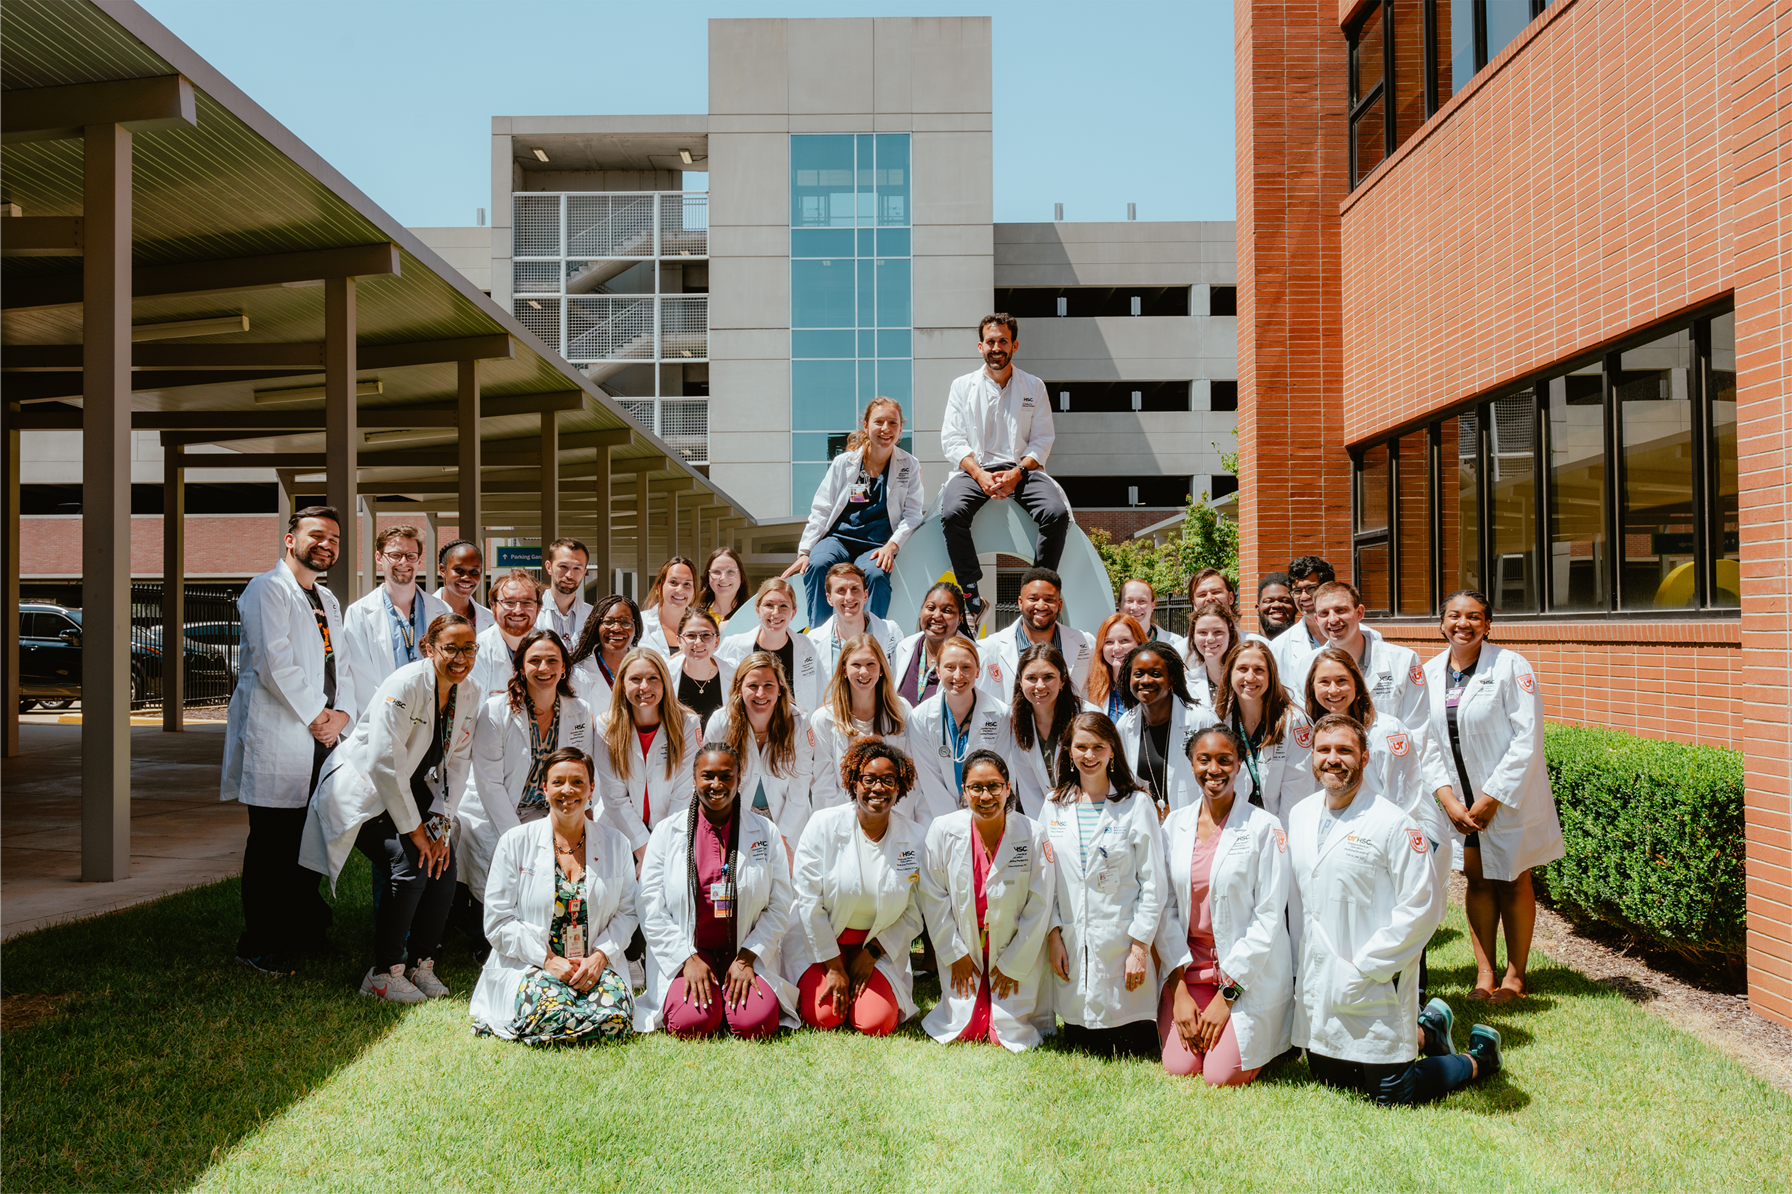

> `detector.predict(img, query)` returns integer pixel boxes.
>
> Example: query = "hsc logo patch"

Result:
[1387,732,1410,758]
[1409,664,1425,686]
[1518,672,1536,693]
[1293,725,1313,750]
[1405,828,1428,854]
[987,663,1003,685]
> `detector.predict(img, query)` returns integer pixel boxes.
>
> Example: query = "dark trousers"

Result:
[449,884,492,963]
[237,803,333,958]
[1307,1049,1476,1106]
[355,815,457,971]
[939,465,1070,594]
[1060,1019,1160,1061]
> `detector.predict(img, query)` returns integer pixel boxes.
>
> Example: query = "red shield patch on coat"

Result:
[1042,840,1056,864]
[1387,732,1410,758]
[1518,672,1536,693]
[987,662,1003,685]
[1405,828,1428,854]
[1294,725,1313,749]
[1409,664,1425,686]
[1273,828,1287,853]
[805,726,817,749]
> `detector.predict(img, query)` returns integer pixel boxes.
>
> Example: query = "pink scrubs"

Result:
[662,812,781,1039]
[954,825,1000,1044]
[1158,809,1260,1086]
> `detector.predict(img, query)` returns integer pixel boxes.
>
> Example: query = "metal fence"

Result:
[128,583,242,710]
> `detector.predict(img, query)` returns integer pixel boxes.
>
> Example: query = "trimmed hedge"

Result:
[1537,723,1747,965]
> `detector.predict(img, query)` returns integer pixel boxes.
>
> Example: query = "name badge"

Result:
[565,897,585,959]
[710,880,737,916]
[848,480,870,504]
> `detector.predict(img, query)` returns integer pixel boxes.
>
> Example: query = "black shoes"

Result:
[237,952,298,976]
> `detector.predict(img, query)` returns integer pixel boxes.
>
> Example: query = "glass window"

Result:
[1546,365,1608,612]
[1352,94,1387,184]
[791,360,856,430]
[791,329,854,358]
[875,258,911,329]
[857,360,878,402]
[876,358,913,409]
[791,228,854,258]
[856,259,875,328]
[1489,390,1538,613]
[1351,2,1384,104]
[1446,0,1475,97]
[1617,327,1696,609]
[876,329,911,357]
[857,229,875,257]
[1356,541,1391,615]
[791,432,835,461]
[1396,431,1432,616]
[1359,442,1390,533]
[790,259,855,328]
[791,462,831,511]
[1390,1,1427,147]
[877,228,910,257]
[1708,313,1739,606]
[875,133,909,227]
[1441,413,1481,596]
[790,135,856,228]
[1485,0,1534,61]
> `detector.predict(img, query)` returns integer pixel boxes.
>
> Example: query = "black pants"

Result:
[1060,1019,1159,1061]
[355,815,457,972]
[1306,1049,1475,1106]
[237,803,333,958]
[939,465,1070,594]
[448,883,491,962]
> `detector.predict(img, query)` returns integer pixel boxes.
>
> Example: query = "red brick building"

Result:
[1236,0,1790,1025]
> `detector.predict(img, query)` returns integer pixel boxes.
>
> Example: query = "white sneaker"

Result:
[406,958,450,999]
[360,964,425,1004]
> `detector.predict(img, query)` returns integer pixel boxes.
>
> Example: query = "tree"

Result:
[1086,438,1240,601]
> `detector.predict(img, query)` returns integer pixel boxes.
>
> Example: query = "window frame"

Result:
[1351,301,1738,621]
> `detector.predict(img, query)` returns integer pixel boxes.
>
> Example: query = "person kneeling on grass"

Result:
[790,740,926,1036]
[470,747,637,1044]
[637,743,796,1038]
[1288,715,1502,1103]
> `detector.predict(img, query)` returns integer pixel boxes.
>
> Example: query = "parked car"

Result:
[17,604,236,711]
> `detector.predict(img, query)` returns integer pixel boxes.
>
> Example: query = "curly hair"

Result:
[1116,642,1194,710]
[839,738,916,804]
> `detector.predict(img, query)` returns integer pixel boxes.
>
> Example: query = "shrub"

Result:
[1538,723,1747,965]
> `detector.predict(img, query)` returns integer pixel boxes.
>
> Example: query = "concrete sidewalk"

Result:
[2,723,246,940]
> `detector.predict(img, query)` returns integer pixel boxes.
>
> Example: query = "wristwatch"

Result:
[865,940,886,962]
[1220,979,1243,1003]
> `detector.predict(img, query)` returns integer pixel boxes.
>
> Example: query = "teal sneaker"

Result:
[1418,997,1455,1057]
[1467,1024,1502,1080]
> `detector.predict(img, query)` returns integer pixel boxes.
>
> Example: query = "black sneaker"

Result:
[237,952,297,976]
[1418,997,1455,1057]
[963,592,985,632]
[1467,1024,1502,1080]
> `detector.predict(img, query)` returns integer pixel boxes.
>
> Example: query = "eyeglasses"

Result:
[681,631,717,643]
[495,597,540,610]
[435,645,479,660]
[857,774,900,790]
[964,781,1007,796]
[379,551,421,564]
[598,617,634,630]
[1291,583,1323,596]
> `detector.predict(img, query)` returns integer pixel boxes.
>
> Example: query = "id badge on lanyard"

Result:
[848,470,871,504]
[565,896,586,959]
[711,863,736,918]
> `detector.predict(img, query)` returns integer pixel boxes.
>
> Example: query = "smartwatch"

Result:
[1220,979,1243,1003]
[865,940,886,962]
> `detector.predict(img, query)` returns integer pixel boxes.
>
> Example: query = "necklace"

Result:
[686,671,713,694]
[554,832,585,857]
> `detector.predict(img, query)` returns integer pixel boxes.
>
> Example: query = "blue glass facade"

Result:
[790,134,912,511]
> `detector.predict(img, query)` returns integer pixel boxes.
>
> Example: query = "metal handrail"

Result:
[514,191,708,260]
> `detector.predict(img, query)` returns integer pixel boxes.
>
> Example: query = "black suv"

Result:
[18,603,236,711]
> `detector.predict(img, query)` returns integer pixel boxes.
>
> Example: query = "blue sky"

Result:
[138,0,1236,228]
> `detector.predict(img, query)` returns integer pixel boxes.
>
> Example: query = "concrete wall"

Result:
[409,226,493,294]
[706,16,996,519]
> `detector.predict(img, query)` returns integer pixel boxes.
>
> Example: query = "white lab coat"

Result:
[670,653,735,714]
[798,445,927,553]
[338,586,451,722]
[1039,789,1166,1028]
[1286,789,1443,1065]
[1007,724,1060,818]
[939,366,1057,478]
[1359,711,1452,898]
[977,620,1096,703]
[1147,622,1189,662]
[806,700,915,813]
[1270,619,1326,681]
[432,587,494,635]
[591,708,705,852]
[1241,708,1314,823]
[458,692,596,901]
[1420,643,1565,882]
[788,803,928,1022]
[919,810,1056,1050]
[221,562,359,809]
[638,608,682,660]
[636,805,797,1032]
[534,595,593,646]
[702,707,818,849]
[569,651,621,712]
[1116,698,1224,813]
[299,660,478,886]
[905,690,1010,832]
[717,628,824,714]
[807,612,903,678]
[1154,801,1295,1071]
[469,625,523,704]
[1287,626,1428,732]
[468,816,638,1039]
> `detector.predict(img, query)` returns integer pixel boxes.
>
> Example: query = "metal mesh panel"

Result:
[619,400,655,431]
[660,295,708,360]
[513,261,561,293]
[565,295,653,361]
[568,193,655,258]
[513,194,561,257]
[659,193,708,257]
[660,399,709,464]
[513,297,561,353]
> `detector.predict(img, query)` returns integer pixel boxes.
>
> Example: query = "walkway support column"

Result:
[360,496,377,593]
[82,120,132,882]
[162,447,185,732]
[539,408,558,549]
[324,275,358,600]
[423,513,439,591]
[3,401,20,758]
[635,469,650,586]
[458,360,481,563]
[592,444,611,592]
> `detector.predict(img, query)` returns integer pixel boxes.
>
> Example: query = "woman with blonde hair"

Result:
[784,396,926,629]
[1087,611,1147,722]
[717,577,823,712]
[593,647,704,863]
[705,650,818,854]
[640,557,699,658]
[808,633,912,811]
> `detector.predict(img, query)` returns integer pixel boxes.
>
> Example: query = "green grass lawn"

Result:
[4,853,1787,1193]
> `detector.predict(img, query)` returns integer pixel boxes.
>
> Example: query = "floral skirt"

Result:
[497,968,634,1046]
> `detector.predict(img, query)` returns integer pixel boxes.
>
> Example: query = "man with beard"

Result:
[938,314,1071,629]
[976,567,1096,702]
[1286,715,1502,1104]
[535,537,592,644]
[340,525,450,716]
[223,506,359,975]
[471,569,545,700]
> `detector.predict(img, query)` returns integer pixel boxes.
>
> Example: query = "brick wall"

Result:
[1077,509,1183,543]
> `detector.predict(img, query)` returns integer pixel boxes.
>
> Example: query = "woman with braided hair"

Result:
[637,742,795,1036]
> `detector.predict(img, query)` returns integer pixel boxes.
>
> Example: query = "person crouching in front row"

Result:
[790,740,927,1036]
[1288,715,1503,1103]
[637,743,795,1038]
[469,747,637,1044]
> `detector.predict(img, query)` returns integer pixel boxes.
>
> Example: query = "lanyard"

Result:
[383,589,421,660]
[1231,710,1264,807]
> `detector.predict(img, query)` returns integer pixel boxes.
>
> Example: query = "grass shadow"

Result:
[1,853,412,1193]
